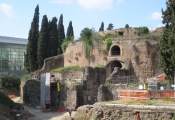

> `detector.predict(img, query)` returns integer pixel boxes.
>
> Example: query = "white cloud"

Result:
[150,12,162,20]
[49,0,72,4]
[77,0,113,10]
[157,24,164,28]
[0,4,16,17]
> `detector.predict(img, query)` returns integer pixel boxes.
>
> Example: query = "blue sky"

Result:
[0,0,166,39]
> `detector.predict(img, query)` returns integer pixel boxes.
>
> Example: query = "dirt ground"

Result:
[12,97,76,120]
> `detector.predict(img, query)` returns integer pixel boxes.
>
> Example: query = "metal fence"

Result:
[110,76,139,84]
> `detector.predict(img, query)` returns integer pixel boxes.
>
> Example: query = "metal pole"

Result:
[174,71,175,98]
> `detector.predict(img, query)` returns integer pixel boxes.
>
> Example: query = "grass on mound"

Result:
[51,66,83,73]
[0,91,14,107]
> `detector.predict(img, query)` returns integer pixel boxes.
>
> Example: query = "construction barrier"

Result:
[8,94,16,99]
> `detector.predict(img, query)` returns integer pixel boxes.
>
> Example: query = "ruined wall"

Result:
[83,67,106,105]
[64,39,161,81]
[50,71,83,81]
[22,80,40,105]
[71,104,175,120]
[64,41,107,67]
[42,55,64,72]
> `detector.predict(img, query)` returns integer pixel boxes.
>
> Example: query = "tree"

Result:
[37,15,49,69]
[159,0,175,84]
[137,26,149,36]
[99,22,104,31]
[125,24,129,29]
[107,23,114,30]
[80,28,93,62]
[58,14,65,54]
[66,21,74,40]
[48,17,59,57]
[25,5,39,72]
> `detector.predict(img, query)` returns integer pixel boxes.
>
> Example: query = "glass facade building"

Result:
[0,36,28,76]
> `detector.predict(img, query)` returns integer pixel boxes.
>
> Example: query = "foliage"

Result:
[159,0,175,83]
[80,28,94,62]
[107,23,114,30]
[159,80,169,85]
[0,91,14,107]
[136,26,149,36]
[125,24,129,28]
[142,33,161,39]
[25,5,39,72]
[21,74,31,82]
[127,82,138,88]
[105,38,112,51]
[99,22,104,31]
[61,37,74,53]
[48,17,59,57]
[37,15,49,69]
[58,14,65,54]
[0,73,21,88]
[93,64,105,69]
[66,21,74,40]
[51,66,83,73]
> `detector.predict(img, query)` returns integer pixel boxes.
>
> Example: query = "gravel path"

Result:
[12,97,75,120]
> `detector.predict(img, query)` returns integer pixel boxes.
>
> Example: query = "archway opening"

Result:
[110,61,122,73]
[111,46,120,56]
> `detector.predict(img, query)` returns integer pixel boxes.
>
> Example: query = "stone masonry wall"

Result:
[22,80,40,106]
[42,55,64,73]
[71,103,175,120]
[50,71,83,81]
[64,39,161,81]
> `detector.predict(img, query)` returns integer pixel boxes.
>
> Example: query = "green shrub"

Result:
[0,91,14,107]
[0,73,21,88]
[94,64,105,68]
[21,74,31,82]
[136,26,149,36]
[105,38,112,51]
[51,66,83,73]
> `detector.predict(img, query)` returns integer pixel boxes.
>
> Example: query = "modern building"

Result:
[0,36,28,76]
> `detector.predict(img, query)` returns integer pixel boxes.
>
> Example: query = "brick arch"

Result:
[106,60,124,77]
[109,44,121,56]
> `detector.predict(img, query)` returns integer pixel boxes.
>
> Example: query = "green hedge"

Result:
[0,73,21,88]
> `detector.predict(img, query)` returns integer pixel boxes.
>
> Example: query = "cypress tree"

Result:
[26,5,39,72]
[66,21,74,40]
[37,15,49,69]
[159,0,175,83]
[58,14,65,54]
[48,17,59,57]
[99,22,104,31]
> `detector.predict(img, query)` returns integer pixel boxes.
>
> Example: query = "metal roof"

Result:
[0,36,28,45]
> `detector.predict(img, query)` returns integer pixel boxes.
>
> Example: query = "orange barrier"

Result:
[8,94,16,99]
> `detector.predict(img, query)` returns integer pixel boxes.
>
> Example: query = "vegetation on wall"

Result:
[136,26,149,36]
[159,0,175,83]
[80,28,94,62]
[51,66,83,73]
[0,73,21,88]
[105,38,112,51]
